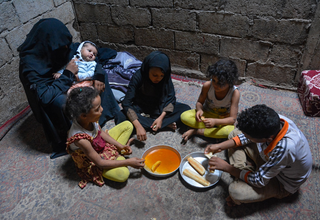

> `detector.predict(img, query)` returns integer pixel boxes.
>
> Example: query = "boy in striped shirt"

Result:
[205,104,312,206]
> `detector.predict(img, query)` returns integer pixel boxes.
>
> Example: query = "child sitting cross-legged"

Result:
[65,87,145,189]
[205,104,312,206]
[181,59,240,143]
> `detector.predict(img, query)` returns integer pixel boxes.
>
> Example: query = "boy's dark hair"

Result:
[65,87,100,120]
[236,104,281,139]
[207,59,238,87]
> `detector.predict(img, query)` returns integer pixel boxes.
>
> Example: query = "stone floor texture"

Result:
[1,78,319,220]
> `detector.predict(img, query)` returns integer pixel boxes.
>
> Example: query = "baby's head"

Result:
[80,41,98,62]
[207,59,238,87]
[65,87,100,121]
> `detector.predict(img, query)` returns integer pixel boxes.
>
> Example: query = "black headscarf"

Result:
[140,51,172,99]
[140,51,171,85]
[122,51,176,116]
[18,18,73,77]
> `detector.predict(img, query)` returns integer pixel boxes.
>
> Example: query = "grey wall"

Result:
[0,0,80,126]
[1,0,320,126]
[74,0,320,89]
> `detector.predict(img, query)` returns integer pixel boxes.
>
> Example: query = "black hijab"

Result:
[18,18,73,77]
[141,51,173,99]
[140,51,171,86]
[123,51,176,115]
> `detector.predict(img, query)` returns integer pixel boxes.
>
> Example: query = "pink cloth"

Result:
[298,70,320,117]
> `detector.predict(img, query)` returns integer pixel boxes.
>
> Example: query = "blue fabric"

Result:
[111,89,126,102]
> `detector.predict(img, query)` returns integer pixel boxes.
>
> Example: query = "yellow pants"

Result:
[102,121,133,182]
[180,109,234,138]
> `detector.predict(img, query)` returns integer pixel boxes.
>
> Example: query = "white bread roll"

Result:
[187,156,206,176]
[183,169,210,186]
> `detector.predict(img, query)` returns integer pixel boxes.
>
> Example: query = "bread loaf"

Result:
[183,169,210,186]
[187,156,205,175]
[205,152,213,159]
[151,161,161,172]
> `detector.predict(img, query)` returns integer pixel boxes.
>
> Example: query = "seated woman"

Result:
[18,18,119,158]
[115,51,191,141]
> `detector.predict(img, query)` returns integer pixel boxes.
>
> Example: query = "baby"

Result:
[53,41,98,92]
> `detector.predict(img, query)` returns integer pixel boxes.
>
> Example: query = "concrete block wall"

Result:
[0,0,80,126]
[74,0,320,89]
[2,0,320,126]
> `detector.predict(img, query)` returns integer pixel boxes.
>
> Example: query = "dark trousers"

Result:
[115,102,190,130]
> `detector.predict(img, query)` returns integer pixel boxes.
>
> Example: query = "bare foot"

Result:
[167,122,177,131]
[226,196,237,207]
[126,137,135,146]
[181,129,197,142]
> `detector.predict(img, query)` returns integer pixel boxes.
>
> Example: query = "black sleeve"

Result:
[26,70,74,106]
[92,63,105,83]
[122,70,142,114]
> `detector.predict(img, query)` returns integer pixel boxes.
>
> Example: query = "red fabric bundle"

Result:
[298,70,320,117]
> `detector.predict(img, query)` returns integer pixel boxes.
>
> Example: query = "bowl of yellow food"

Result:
[142,145,181,177]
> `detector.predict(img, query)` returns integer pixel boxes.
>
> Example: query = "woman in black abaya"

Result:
[18,18,119,158]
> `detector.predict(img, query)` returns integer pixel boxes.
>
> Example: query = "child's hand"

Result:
[204,144,222,155]
[53,73,61,79]
[65,59,78,75]
[208,156,229,172]
[151,118,163,131]
[203,118,216,128]
[94,80,105,93]
[136,126,147,141]
[127,157,145,169]
[119,145,132,155]
[196,110,204,122]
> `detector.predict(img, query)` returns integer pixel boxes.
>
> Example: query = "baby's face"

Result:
[81,43,97,61]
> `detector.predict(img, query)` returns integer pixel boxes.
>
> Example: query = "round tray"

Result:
[180,151,222,188]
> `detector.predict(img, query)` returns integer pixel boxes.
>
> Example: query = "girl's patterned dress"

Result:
[66,129,119,189]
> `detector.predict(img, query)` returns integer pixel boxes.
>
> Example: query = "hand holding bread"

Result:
[205,152,218,173]
[182,153,221,187]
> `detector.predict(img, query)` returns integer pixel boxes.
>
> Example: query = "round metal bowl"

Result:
[142,145,181,177]
[180,151,222,188]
